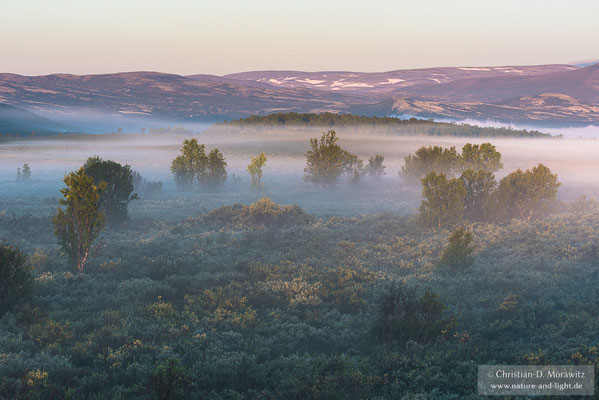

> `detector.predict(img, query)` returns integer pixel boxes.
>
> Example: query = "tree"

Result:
[460,169,497,222]
[498,163,560,220]
[247,152,267,190]
[344,153,364,184]
[439,227,476,271]
[401,146,460,184]
[461,143,503,173]
[419,172,466,229]
[170,139,208,190]
[304,130,362,186]
[365,154,386,179]
[21,163,31,181]
[201,148,227,188]
[83,156,137,224]
[54,168,106,272]
[0,244,33,315]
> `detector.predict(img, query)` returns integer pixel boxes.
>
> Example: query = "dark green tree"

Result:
[439,227,476,271]
[461,143,503,173]
[365,154,386,179]
[420,172,466,229]
[170,139,208,190]
[83,156,137,224]
[54,168,106,272]
[401,145,460,184]
[498,163,560,220]
[0,244,33,315]
[460,169,497,221]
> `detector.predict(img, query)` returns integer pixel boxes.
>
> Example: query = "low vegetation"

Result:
[0,128,589,398]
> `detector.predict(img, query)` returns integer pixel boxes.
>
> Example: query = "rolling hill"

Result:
[0,64,598,128]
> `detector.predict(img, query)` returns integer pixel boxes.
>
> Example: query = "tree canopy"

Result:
[498,163,561,220]
[419,172,467,229]
[83,156,136,224]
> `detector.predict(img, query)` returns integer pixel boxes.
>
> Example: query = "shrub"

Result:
[439,227,476,271]
[0,244,33,315]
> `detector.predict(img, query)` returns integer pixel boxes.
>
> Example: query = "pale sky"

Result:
[1,0,598,76]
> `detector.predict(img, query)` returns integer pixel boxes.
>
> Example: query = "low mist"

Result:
[3,126,599,218]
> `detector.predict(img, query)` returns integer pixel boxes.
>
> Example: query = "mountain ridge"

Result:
[0,63,598,128]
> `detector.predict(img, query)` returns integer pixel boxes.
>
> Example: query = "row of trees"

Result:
[420,164,560,228]
[401,143,503,184]
[169,132,385,191]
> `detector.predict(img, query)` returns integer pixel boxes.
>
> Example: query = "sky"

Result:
[1,0,598,76]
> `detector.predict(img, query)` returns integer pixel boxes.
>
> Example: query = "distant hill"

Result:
[0,103,67,134]
[224,65,575,94]
[0,64,598,128]
[220,112,554,138]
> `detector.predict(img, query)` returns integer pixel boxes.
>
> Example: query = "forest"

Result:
[1,127,598,399]
[220,113,555,138]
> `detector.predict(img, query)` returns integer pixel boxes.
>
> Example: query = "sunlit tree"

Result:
[498,163,560,220]
[54,168,106,272]
[461,143,503,173]
[247,152,267,190]
[401,146,460,184]
[170,139,208,190]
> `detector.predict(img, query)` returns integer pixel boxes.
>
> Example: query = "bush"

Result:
[0,244,34,315]
[439,227,476,271]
